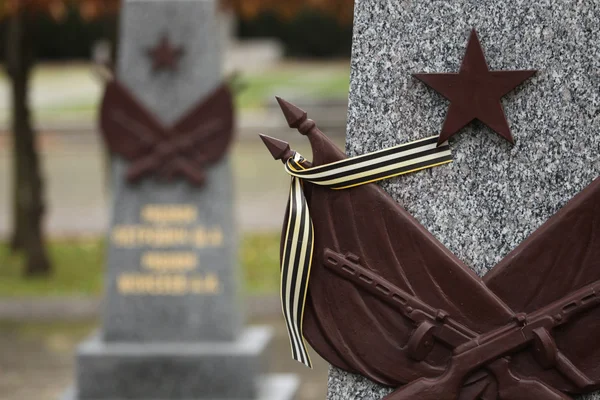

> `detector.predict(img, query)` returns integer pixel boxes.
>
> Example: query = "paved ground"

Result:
[0,316,329,400]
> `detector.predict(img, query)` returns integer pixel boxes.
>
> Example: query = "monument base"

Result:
[62,375,299,400]
[62,326,295,400]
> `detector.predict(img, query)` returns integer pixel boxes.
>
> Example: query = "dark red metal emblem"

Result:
[100,80,234,186]
[414,29,536,146]
[263,99,600,400]
[146,34,185,72]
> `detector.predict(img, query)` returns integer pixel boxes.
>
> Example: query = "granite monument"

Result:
[328,0,600,399]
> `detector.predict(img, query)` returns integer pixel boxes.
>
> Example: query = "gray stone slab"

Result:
[62,373,299,400]
[103,156,240,343]
[75,327,271,400]
[330,0,600,399]
[117,0,223,127]
[255,375,299,400]
[102,0,241,342]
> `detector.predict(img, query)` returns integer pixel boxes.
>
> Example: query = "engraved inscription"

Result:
[111,205,223,296]
[118,273,221,295]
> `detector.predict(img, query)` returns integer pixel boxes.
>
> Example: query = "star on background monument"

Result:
[146,34,184,72]
[414,29,536,146]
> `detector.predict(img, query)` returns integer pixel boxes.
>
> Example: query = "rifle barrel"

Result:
[323,249,475,348]
[526,281,600,329]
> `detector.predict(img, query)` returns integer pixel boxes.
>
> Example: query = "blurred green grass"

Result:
[0,62,350,125]
[236,63,351,109]
[0,240,104,297]
[0,233,280,297]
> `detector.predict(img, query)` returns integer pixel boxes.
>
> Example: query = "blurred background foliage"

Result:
[0,5,117,61]
[238,10,352,57]
[227,0,353,57]
[0,0,354,60]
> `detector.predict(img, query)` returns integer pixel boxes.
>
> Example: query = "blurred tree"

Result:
[225,0,354,57]
[238,10,353,58]
[0,0,118,276]
[225,0,354,23]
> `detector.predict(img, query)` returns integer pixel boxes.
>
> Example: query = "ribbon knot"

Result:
[279,136,453,367]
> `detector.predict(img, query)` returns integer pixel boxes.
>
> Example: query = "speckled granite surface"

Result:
[329,0,600,399]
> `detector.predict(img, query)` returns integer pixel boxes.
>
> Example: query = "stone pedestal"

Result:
[329,0,600,399]
[62,1,298,399]
[62,329,297,400]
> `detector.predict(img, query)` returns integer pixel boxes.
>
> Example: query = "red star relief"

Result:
[147,34,184,72]
[414,29,536,146]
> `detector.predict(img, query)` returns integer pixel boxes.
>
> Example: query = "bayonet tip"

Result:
[276,97,307,128]
[259,134,292,161]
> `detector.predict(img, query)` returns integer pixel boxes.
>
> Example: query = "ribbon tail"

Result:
[280,176,314,368]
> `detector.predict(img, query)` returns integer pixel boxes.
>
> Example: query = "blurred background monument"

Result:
[328,0,600,399]
[61,0,297,399]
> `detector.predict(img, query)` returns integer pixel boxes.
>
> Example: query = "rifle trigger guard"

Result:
[532,328,558,369]
[407,321,436,361]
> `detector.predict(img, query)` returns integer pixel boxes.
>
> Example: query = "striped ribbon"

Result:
[280,135,452,367]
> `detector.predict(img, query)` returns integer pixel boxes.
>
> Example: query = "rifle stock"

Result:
[487,359,572,400]
[384,358,571,400]
[324,249,598,399]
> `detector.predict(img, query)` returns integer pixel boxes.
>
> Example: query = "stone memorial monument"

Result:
[327,0,600,399]
[62,1,298,399]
